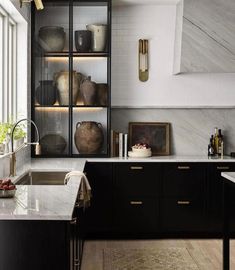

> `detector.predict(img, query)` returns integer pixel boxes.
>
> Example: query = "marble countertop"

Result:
[1,155,235,221]
[0,159,87,221]
[87,155,235,163]
[221,172,235,184]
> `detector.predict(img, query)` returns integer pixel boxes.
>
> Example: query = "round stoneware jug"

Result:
[38,26,65,52]
[86,24,107,52]
[74,121,104,154]
[54,71,83,105]
[35,80,57,106]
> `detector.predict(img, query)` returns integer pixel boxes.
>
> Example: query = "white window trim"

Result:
[0,2,27,123]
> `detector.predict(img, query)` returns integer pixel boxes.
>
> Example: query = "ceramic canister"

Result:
[75,30,92,52]
[86,24,107,52]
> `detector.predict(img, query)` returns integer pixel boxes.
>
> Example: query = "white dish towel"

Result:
[64,171,91,209]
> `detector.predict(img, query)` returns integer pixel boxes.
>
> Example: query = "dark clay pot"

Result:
[80,76,97,106]
[74,121,104,154]
[96,83,108,106]
[75,30,91,52]
[35,80,57,106]
[41,134,67,155]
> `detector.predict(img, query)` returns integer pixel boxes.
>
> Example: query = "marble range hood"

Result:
[174,0,235,73]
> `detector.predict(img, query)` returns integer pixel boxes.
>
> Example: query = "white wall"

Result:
[112,4,235,107]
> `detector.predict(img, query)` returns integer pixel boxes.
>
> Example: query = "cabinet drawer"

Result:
[163,163,206,197]
[161,197,205,232]
[114,197,158,232]
[114,163,161,196]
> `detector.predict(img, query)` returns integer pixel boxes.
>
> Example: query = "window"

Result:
[0,5,17,122]
[0,1,27,123]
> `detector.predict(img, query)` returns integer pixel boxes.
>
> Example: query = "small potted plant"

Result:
[0,121,26,154]
[0,123,11,154]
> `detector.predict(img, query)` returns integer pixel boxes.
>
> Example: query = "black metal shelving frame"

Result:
[31,0,111,158]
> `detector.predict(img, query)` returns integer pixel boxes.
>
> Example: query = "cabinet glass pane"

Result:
[35,108,69,156]
[73,108,108,155]
[33,1,69,156]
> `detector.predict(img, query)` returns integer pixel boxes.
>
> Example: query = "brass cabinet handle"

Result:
[130,166,143,170]
[177,201,190,205]
[70,218,77,225]
[177,166,190,170]
[130,201,143,205]
[217,166,230,170]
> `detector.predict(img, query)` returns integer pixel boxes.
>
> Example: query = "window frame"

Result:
[0,5,17,123]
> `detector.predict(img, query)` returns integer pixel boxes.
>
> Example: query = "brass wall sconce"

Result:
[20,0,44,10]
[139,39,149,82]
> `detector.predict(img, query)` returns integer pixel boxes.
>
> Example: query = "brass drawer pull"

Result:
[70,218,77,225]
[130,201,143,205]
[177,201,190,205]
[130,166,143,170]
[217,166,230,170]
[177,166,190,170]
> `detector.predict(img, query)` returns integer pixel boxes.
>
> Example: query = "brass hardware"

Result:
[217,166,230,170]
[70,218,77,225]
[20,0,44,10]
[130,166,143,170]
[177,201,190,205]
[139,39,149,82]
[130,201,143,205]
[177,166,190,170]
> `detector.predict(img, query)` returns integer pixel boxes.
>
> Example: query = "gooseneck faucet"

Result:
[9,119,41,177]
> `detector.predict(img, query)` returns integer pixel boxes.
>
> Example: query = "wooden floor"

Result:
[81,239,235,270]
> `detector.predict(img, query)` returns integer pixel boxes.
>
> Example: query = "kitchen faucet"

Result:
[9,119,41,177]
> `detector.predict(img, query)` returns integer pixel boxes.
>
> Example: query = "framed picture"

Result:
[129,122,170,155]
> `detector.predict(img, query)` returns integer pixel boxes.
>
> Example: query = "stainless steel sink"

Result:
[16,171,69,185]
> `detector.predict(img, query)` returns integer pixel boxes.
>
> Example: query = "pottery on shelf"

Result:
[75,30,91,52]
[74,121,104,154]
[40,134,67,155]
[54,71,84,105]
[80,76,97,106]
[96,83,108,106]
[35,80,57,106]
[38,26,65,52]
[86,24,107,52]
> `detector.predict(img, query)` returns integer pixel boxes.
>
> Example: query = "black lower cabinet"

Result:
[0,220,79,270]
[81,161,235,238]
[207,163,235,234]
[114,196,158,233]
[80,162,113,235]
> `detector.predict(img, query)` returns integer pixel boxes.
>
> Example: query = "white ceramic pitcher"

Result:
[86,24,107,52]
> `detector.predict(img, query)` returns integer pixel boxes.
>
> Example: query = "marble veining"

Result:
[181,0,235,72]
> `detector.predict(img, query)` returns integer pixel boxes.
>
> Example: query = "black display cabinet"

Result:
[31,0,111,157]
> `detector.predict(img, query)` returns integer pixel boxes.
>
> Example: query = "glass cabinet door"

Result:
[33,1,70,157]
[32,0,111,157]
[72,1,110,156]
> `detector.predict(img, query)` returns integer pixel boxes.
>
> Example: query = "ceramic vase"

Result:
[41,134,67,155]
[74,121,104,154]
[38,26,65,52]
[54,71,84,105]
[75,30,91,52]
[35,80,57,106]
[80,76,97,106]
[86,24,107,52]
[96,83,108,106]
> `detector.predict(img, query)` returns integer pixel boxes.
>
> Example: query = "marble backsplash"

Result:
[111,108,235,156]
